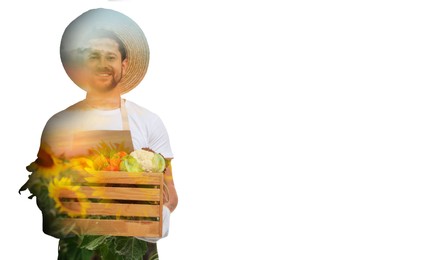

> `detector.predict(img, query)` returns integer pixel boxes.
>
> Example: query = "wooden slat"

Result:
[59,186,161,201]
[69,171,163,185]
[57,218,162,237]
[61,202,160,217]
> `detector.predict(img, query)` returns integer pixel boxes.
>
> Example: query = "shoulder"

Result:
[125,99,162,122]
[43,101,85,130]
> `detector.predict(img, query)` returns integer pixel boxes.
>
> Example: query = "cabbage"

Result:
[129,150,166,173]
[152,153,166,173]
[119,155,143,173]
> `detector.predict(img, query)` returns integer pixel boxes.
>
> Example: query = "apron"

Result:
[57,99,159,260]
[70,99,134,157]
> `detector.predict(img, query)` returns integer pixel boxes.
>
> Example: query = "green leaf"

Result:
[58,236,95,260]
[80,235,111,251]
[99,240,122,260]
[18,178,30,194]
[114,237,148,260]
[81,249,95,260]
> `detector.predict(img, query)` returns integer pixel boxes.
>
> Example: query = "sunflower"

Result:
[66,157,96,173]
[27,144,64,179]
[48,177,88,217]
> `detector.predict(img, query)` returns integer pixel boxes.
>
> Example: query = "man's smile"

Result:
[95,72,112,77]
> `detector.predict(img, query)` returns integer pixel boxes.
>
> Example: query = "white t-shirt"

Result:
[41,99,174,159]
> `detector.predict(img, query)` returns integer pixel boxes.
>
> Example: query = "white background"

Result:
[1,0,427,259]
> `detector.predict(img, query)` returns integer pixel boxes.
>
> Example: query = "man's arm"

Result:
[163,159,178,213]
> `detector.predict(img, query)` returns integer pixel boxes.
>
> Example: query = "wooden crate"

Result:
[55,171,163,237]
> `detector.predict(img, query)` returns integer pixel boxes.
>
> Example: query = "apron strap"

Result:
[120,99,130,131]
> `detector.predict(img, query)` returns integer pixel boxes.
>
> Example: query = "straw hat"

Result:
[60,8,149,94]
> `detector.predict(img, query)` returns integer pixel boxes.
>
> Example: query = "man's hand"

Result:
[163,159,178,213]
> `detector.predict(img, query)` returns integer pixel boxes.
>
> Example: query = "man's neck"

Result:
[85,90,122,110]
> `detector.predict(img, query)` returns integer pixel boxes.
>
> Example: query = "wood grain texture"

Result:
[71,171,163,185]
[60,186,161,201]
[57,218,161,237]
[61,202,161,217]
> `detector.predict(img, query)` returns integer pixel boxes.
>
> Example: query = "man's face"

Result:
[82,38,128,92]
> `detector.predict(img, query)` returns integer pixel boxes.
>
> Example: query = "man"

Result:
[39,8,177,259]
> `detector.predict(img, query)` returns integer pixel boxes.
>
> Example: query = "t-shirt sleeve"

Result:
[40,112,74,157]
[148,115,174,159]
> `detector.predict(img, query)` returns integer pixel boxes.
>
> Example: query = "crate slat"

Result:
[61,202,160,217]
[73,171,163,185]
[57,218,161,237]
[60,186,160,201]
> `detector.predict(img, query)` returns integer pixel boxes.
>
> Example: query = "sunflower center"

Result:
[36,149,54,167]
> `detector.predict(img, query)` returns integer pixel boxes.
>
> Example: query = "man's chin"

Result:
[86,81,120,93]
